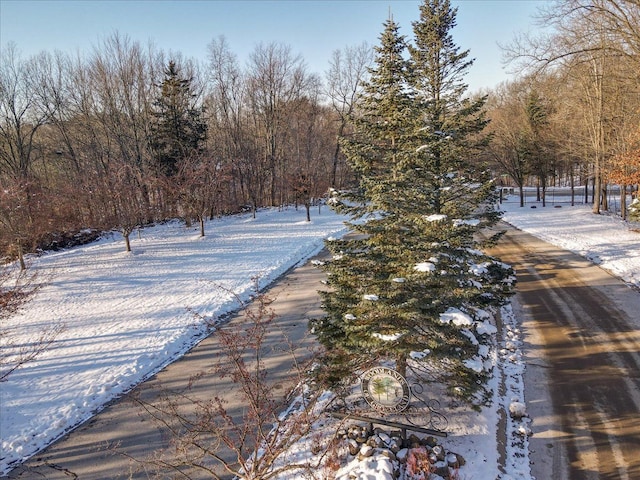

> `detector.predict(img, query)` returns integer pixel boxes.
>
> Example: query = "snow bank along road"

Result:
[491,223,640,480]
[4,249,330,479]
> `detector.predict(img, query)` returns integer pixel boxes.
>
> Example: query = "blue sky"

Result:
[0,0,548,92]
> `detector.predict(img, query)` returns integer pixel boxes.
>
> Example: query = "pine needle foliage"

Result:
[149,61,207,177]
[310,1,515,406]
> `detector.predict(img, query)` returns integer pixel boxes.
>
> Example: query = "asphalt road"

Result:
[490,223,640,480]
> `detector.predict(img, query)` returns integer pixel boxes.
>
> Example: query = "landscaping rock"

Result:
[446,452,459,468]
[424,435,438,447]
[509,401,527,419]
[348,439,360,456]
[432,444,445,461]
[358,444,374,460]
[339,421,462,479]
[396,447,409,464]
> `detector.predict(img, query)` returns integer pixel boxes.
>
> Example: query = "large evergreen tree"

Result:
[149,61,207,177]
[311,2,514,406]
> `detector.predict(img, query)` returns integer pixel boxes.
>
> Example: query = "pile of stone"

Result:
[336,422,465,479]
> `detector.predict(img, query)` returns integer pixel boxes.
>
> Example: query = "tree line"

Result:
[2,0,639,270]
[0,34,372,268]
[489,0,640,216]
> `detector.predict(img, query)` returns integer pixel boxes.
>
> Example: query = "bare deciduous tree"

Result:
[0,43,52,180]
[246,42,313,208]
[502,0,640,215]
[207,36,261,216]
[485,81,531,206]
[0,177,55,269]
[175,154,230,236]
[325,42,373,188]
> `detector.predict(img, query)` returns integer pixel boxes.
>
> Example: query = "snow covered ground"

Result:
[1,190,639,478]
[1,206,349,475]
[501,192,640,289]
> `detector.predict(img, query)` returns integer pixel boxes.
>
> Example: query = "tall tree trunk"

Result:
[17,243,26,271]
[584,175,589,204]
[332,122,346,188]
[570,164,575,206]
[396,354,407,378]
[592,175,600,212]
[124,231,132,252]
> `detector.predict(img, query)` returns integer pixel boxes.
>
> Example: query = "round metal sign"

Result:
[361,367,411,413]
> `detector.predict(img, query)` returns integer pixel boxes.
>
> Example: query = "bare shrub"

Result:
[129,283,341,479]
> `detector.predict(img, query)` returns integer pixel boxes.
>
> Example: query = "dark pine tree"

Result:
[149,61,207,177]
[311,2,515,407]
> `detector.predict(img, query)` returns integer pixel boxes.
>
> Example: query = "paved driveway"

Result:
[490,223,640,480]
[5,251,329,480]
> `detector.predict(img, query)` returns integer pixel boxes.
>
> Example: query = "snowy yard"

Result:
[2,192,639,478]
[501,192,640,288]
[1,207,349,475]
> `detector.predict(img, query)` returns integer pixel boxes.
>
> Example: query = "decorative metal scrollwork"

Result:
[402,387,449,432]
[328,367,449,436]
